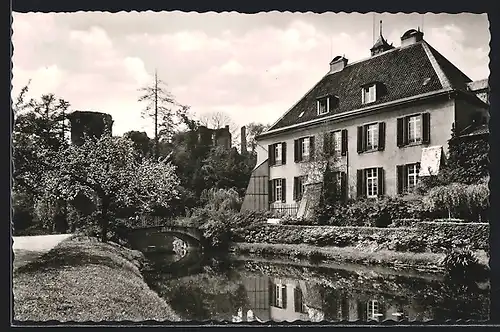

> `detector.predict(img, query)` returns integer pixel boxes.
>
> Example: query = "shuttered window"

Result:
[293,176,307,201]
[294,136,315,162]
[397,113,431,147]
[324,129,348,156]
[397,162,421,194]
[357,167,384,198]
[357,122,385,153]
[268,143,287,166]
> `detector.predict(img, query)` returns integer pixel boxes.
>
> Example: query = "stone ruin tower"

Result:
[67,111,114,146]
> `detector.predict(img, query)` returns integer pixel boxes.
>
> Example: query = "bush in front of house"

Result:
[309,194,426,227]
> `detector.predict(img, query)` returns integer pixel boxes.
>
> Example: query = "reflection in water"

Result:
[172,238,188,260]
[143,255,489,323]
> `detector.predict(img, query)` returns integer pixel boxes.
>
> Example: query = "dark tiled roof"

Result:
[426,43,472,91]
[268,41,473,131]
[459,123,489,137]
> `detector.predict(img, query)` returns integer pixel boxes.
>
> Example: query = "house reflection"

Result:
[233,275,430,323]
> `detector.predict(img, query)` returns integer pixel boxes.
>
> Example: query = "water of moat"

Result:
[141,237,489,323]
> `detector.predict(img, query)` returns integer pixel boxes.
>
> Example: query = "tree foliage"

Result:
[42,136,181,241]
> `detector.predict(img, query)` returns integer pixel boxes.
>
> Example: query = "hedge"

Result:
[232,222,489,253]
[233,224,413,247]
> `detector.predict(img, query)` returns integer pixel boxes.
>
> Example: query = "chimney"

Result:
[329,55,348,74]
[400,28,424,47]
[240,126,247,154]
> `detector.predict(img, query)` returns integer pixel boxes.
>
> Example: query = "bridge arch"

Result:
[127,225,204,253]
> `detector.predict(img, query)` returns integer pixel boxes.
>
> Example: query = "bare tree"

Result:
[138,70,187,159]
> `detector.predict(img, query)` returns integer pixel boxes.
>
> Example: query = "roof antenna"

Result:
[380,20,383,36]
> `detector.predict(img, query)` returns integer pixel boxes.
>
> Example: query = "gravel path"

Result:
[13,234,73,270]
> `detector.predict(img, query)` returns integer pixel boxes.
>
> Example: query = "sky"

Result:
[11,12,490,137]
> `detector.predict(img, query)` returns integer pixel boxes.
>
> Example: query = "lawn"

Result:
[13,235,180,322]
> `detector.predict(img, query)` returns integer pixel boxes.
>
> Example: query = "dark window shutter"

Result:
[403,116,410,146]
[268,144,274,165]
[294,288,301,312]
[282,179,286,203]
[309,136,315,160]
[293,177,298,201]
[282,285,287,309]
[294,139,299,162]
[422,113,431,144]
[356,169,365,198]
[323,133,332,156]
[269,283,276,306]
[378,122,386,151]
[282,142,287,164]
[397,165,404,194]
[357,126,364,153]
[340,171,347,201]
[268,180,274,204]
[377,167,385,197]
[397,118,404,147]
[416,162,421,174]
[341,129,348,156]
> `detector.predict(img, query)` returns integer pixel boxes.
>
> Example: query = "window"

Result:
[301,137,310,159]
[294,175,307,201]
[357,123,385,153]
[408,115,422,144]
[366,168,378,198]
[317,95,339,115]
[268,142,287,166]
[397,113,430,147]
[275,143,282,163]
[294,136,315,162]
[367,300,381,321]
[332,130,342,155]
[275,179,283,203]
[357,168,384,198]
[407,163,419,190]
[271,283,287,309]
[269,178,287,203]
[317,98,328,115]
[366,124,378,150]
[324,129,348,156]
[397,163,421,194]
[362,85,377,104]
[294,287,307,314]
[334,171,343,193]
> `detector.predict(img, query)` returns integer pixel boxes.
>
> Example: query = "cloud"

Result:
[12,12,490,138]
[426,24,490,80]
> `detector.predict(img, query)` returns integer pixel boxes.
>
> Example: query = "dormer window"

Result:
[362,84,377,104]
[316,95,338,115]
[317,98,328,115]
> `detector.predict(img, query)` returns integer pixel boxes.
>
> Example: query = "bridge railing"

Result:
[129,215,200,230]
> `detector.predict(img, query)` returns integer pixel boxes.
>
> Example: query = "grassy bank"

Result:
[230,242,490,274]
[13,235,180,322]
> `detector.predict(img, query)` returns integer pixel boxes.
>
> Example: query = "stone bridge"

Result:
[127,224,204,253]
